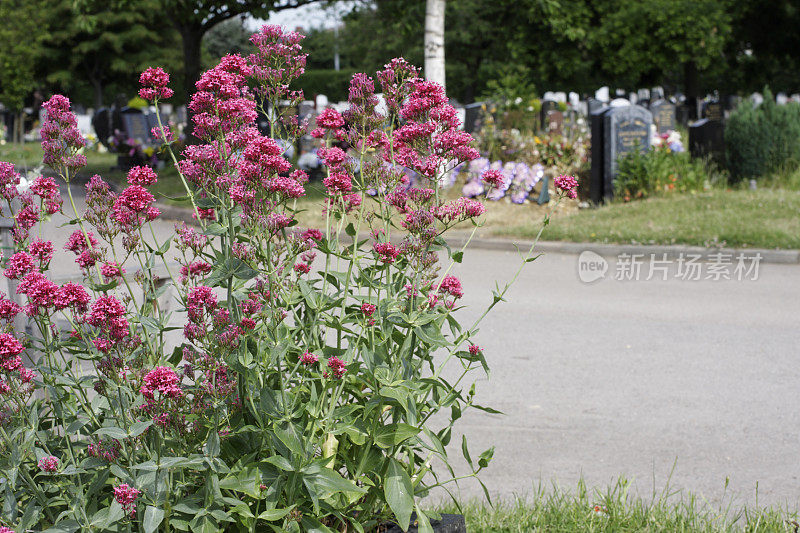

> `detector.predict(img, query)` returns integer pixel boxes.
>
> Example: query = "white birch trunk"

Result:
[424,0,446,90]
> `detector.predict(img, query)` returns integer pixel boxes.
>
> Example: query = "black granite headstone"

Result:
[689,118,725,162]
[540,99,558,129]
[589,106,609,203]
[702,100,723,122]
[121,109,151,145]
[463,102,484,134]
[92,108,111,146]
[603,105,652,199]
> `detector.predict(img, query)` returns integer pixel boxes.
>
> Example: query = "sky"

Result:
[250,1,358,32]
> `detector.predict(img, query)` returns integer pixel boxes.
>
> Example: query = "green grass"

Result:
[497,189,800,250]
[435,479,799,532]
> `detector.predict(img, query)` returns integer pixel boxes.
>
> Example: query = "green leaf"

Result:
[258,507,294,521]
[375,423,420,448]
[345,222,356,237]
[129,419,153,438]
[461,434,474,469]
[478,446,495,469]
[452,251,463,263]
[143,506,165,533]
[385,458,414,531]
[414,505,434,533]
[204,431,220,458]
[94,426,128,440]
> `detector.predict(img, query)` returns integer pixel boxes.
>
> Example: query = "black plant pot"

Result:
[382,513,466,533]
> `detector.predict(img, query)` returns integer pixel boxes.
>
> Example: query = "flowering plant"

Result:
[0,26,576,532]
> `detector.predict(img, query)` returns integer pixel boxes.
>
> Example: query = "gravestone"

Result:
[540,99,559,128]
[649,99,676,133]
[689,119,725,163]
[603,105,652,199]
[776,92,788,105]
[298,100,315,120]
[609,98,630,108]
[568,92,580,108]
[702,99,723,122]
[92,108,111,146]
[120,108,151,145]
[545,110,564,134]
[587,97,603,115]
[463,102,484,133]
[595,86,610,103]
[589,106,609,203]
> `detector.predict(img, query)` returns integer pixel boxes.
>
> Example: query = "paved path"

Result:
[33,196,800,510]
[449,247,800,509]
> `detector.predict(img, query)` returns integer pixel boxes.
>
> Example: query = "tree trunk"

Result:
[424,0,446,90]
[181,26,203,106]
[91,78,105,109]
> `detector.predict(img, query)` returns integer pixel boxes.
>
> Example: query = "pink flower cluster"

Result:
[38,456,59,473]
[40,95,86,172]
[554,174,579,199]
[88,439,121,462]
[86,295,129,352]
[326,357,347,379]
[114,483,141,517]
[139,67,173,101]
[140,366,183,400]
[300,351,318,366]
[248,25,307,101]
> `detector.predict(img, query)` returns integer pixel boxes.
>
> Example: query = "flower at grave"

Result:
[38,456,59,473]
[114,484,141,517]
[326,356,347,379]
[138,67,173,101]
[554,174,579,199]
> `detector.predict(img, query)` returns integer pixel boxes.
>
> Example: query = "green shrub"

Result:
[295,69,356,101]
[615,147,711,200]
[725,89,800,180]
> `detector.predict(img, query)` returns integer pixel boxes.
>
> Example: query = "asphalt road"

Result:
[448,247,800,510]
[35,192,800,510]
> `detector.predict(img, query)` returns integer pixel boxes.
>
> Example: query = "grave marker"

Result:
[603,105,652,199]
[649,99,676,133]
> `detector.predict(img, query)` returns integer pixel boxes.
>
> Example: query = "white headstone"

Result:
[568,92,580,107]
[610,98,630,108]
[629,93,638,105]
[543,91,556,101]
[375,93,388,117]
[751,92,764,106]
[776,92,788,105]
[792,94,800,103]
[595,86,610,102]
[554,92,567,103]
[315,94,329,109]
[76,114,93,136]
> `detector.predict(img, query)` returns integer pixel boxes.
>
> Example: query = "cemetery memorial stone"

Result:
[92,108,112,147]
[540,99,559,129]
[603,105,652,199]
[676,103,691,127]
[649,99,676,133]
[589,106,609,203]
[637,88,650,107]
[702,99,723,122]
[595,86,610,103]
[120,108,152,146]
[587,97,603,115]
[545,110,564,134]
[688,118,725,164]
[463,102,484,134]
[610,98,630,108]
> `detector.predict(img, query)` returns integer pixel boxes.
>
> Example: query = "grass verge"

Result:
[495,189,800,250]
[435,479,799,532]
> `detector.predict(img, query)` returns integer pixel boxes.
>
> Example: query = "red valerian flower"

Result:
[139,67,174,100]
[114,484,141,517]
[326,356,347,379]
[554,174,579,199]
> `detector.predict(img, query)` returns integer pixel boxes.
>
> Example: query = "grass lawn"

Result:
[435,480,798,532]
[489,189,800,250]
[2,144,799,250]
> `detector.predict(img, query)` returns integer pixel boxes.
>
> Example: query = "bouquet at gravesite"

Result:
[0,25,576,532]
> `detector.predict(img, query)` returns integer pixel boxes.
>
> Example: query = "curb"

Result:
[155,203,800,265]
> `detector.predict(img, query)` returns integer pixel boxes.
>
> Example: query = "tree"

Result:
[0,0,49,142]
[158,0,322,104]
[424,0,446,88]
[203,17,256,61]
[48,0,181,108]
